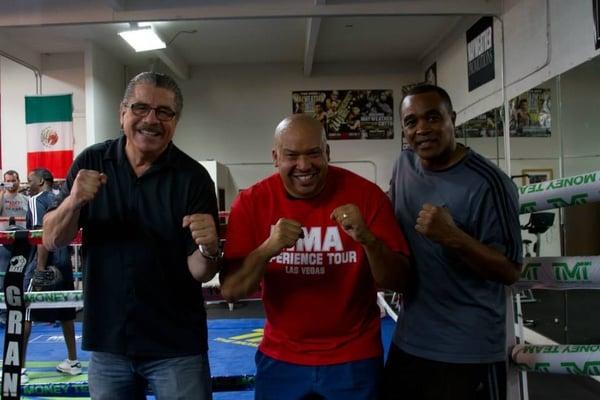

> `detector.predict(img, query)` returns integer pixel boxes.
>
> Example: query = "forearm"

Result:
[36,244,49,271]
[42,196,81,251]
[220,243,272,302]
[187,250,221,283]
[444,229,521,285]
[363,237,411,292]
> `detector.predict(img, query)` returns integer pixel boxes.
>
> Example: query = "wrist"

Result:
[65,195,84,212]
[359,230,378,247]
[443,228,470,250]
[199,244,223,262]
[257,240,279,261]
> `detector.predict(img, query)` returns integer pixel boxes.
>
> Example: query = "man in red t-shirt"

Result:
[221,114,411,400]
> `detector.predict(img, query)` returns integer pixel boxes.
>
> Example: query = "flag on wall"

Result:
[25,94,74,179]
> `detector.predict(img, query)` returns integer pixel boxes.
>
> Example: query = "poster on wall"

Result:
[509,88,551,137]
[455,88,551,138]
[292,89,394,140]
[466,16,494,91]
[456,108,503,138]
[594,0,600,49]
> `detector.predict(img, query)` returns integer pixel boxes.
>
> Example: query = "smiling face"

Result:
[401,91,457,170]
[120,83,179,163]
[273,115,330,199]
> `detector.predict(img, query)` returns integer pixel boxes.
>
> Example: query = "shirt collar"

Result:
[103,134,176,169]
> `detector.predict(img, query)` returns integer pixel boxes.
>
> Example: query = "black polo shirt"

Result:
[56,135,218,357]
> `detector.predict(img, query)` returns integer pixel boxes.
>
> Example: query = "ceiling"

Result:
[0,0,499,78]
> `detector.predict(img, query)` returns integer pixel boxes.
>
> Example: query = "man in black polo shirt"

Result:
[42,72,221,399]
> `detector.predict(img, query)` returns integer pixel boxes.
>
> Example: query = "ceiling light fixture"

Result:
[119,23,166,52]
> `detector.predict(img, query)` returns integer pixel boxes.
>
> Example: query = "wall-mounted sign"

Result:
[466,16,495,91]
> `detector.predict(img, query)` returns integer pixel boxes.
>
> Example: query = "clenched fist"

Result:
[70,169,107,209]
[182,214,219,254]
[262,218,303,258]
[330,204,375,245]
[415,203,458,245]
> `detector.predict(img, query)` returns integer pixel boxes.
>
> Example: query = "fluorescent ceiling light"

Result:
[119,26,166,52]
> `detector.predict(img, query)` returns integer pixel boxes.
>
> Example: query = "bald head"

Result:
[272,114,330,199]
[274,114,327,148]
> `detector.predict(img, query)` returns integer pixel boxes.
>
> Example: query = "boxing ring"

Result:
[508,169,600,400]
[1,169,600,398]
[0,229,257,399]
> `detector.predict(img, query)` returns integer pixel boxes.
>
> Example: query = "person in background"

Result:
[382,84,522,400]
[221,114,411,400]
[22,168,80,384]
[0,170,28,218]
[41,72,220,399]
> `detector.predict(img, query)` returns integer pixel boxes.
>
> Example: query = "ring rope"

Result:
[515,256,600,290]
[512,344,600,376]
[19,375,256,396]
[0,290,82,309]
[518,170,600,214]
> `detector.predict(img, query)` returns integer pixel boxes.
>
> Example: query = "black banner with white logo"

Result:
[1,232,29,399]
[466,16,495,91]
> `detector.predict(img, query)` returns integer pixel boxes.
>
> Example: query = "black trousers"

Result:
[380,343,506,400]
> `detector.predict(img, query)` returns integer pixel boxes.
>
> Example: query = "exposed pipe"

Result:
[0,50,42,94]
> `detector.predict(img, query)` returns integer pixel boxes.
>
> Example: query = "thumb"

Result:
[182,215,191,228]
[99,173,108,185]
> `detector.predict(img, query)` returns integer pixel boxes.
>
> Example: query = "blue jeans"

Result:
[88,351,212,400]
[254,351,382,400]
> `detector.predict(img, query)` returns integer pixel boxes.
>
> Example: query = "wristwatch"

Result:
[199,244,223,262]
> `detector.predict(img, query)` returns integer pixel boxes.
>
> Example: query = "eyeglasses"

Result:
[128,103,177,122]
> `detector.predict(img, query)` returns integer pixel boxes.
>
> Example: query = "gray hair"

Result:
[122,72,183,114]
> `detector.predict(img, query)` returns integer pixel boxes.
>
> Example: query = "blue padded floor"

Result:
[1,317,397,399]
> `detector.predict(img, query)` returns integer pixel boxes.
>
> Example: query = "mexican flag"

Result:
[25,94,74,179]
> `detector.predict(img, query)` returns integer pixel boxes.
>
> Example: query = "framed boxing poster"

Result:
[292,89,394,140]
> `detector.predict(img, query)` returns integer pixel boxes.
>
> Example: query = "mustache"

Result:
[136,123,163,134]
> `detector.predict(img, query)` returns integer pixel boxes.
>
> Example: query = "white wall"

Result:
[559,57,600,175]
[426,0,600,125]
[175,62,419,190]
[0,56,38,178]
[84,41,125,145]
[41,52,86,157]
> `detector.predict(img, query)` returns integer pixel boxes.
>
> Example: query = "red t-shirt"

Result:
[224,166,409,365]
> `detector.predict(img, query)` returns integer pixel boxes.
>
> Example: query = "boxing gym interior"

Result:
[1,1,600,399]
